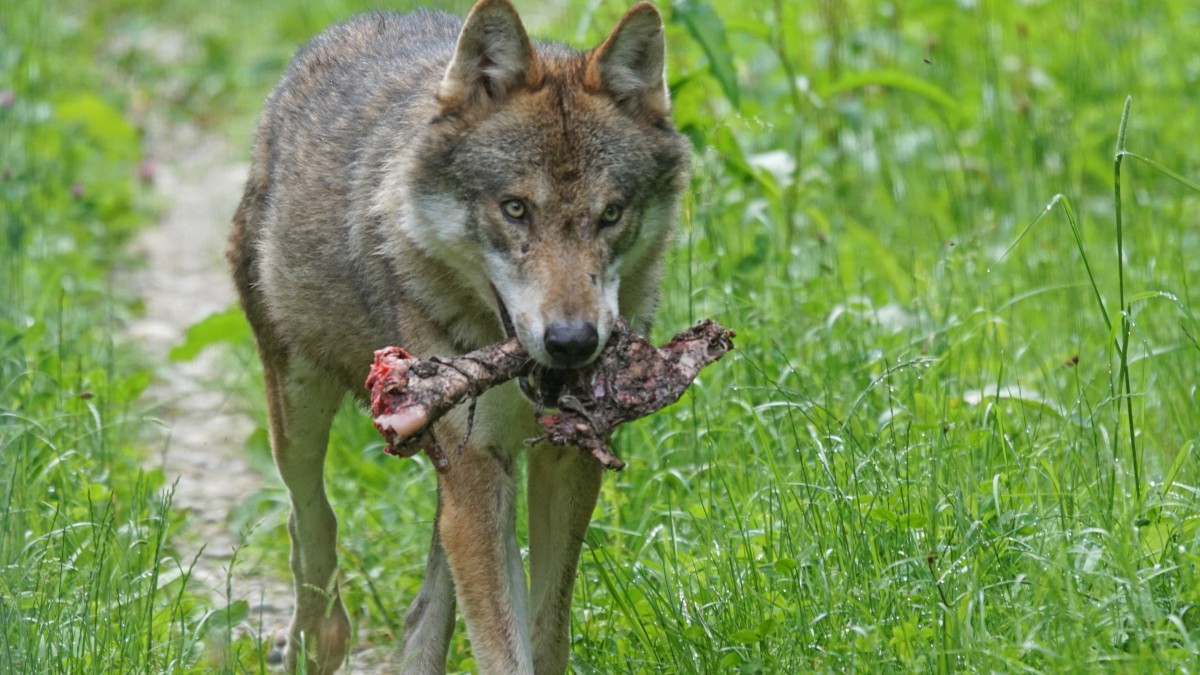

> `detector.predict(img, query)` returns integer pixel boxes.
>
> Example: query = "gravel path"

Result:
[126,122,296,659]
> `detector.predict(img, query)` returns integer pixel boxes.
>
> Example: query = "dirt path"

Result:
[126,120,296,656]
[127,118,397,672]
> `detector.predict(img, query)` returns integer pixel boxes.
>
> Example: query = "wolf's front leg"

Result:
[435,428,533,674]
[268,357,352,674]
[527,443,604,673]
[399,495,456,674]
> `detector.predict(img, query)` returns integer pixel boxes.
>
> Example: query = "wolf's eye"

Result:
[501,199,527,222]
[599,204,623,227]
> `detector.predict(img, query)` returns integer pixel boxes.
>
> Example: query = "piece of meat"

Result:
[366,338,531,472]
[366,319,734,472]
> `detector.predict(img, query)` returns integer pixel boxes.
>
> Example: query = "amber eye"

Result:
[599,204,623,227]
[501,199,527,222]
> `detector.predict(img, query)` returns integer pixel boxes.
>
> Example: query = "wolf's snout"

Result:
[544,321,599,367]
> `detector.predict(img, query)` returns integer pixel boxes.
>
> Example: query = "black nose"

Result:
[544,321,599,366]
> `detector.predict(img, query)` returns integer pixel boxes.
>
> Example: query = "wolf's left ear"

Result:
[587,2,671,118]
[439,0,542,110]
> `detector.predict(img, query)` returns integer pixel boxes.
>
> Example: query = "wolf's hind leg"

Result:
[267,356,350,674]
[527,444,604,674]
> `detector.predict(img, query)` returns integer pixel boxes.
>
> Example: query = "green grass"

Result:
[0,2,263,672]
[8,0,1200,672]
[0,18,165,675]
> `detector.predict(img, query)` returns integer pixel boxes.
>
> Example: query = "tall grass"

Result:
[599,3,1200,670]
[19,0,1200,672]
[0,1,233,671]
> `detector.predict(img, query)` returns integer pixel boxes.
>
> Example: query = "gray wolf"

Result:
[227,1,691,671]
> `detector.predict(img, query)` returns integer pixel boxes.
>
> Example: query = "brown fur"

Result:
[228,2,690,672]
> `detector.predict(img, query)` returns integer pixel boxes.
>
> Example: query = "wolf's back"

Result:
[246,9,462,235]
[229,11,462,382]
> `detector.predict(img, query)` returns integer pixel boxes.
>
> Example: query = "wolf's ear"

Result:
[586,2,671,118]
[439,0,542,109]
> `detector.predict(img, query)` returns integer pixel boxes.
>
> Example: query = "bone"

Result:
[366,319,735,472]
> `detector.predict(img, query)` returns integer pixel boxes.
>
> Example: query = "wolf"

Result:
[227,0,691,672]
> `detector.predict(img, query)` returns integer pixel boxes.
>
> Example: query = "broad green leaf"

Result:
[773,557,797,574]
[821,70,963,125]
[719,652,742,668]
[755,617,779,638]
[672,1,740,108]
[56,92,139,159]
[169,306,252,361]
[731,628,760,644]
[869,507,899,525]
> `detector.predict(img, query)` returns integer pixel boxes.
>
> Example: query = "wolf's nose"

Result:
[544,321,599,366]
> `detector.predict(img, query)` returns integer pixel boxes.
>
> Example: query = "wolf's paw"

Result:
[284,604,351,674]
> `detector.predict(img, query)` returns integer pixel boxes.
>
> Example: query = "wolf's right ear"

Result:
[439,0,542,110]
[586,2,671,119]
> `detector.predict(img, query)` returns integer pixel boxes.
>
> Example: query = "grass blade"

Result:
[1113,96,1140,496]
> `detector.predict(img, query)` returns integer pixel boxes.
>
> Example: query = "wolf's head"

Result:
[391,0,691,369]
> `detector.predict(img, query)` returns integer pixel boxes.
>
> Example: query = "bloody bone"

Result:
[532,319,734,469]
[366,319,734,472]
[366,338,530,473]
